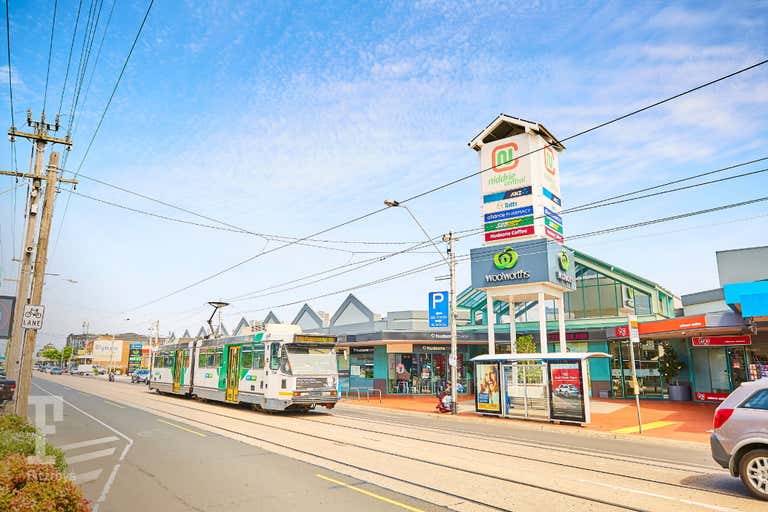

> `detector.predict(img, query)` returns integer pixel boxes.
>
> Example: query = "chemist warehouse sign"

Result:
[470,239,576,291]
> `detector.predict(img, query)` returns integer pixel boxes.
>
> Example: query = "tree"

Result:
[516,334,536,354]
[40,347,61,363]
[658,342,686,387]
[61,346,73,366]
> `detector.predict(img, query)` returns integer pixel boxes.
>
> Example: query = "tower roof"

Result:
[468,113,564,152]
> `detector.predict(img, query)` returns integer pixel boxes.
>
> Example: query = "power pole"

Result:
[3,111,72,406]
[14,151,62,417]
[443,230,459,415]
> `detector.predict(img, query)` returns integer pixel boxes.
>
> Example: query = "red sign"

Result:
[551,366,582,392]
[695,392,729,402]
[692,335,751,347]
[484,225,534,242]
[614,325,629,338]
[544,226,564,243]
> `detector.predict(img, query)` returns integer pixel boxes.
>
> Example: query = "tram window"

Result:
[213,348,222,367]
[269,344,280,370]
[255,350,264,369]
[242,347,253,369]
[279,346,292,375]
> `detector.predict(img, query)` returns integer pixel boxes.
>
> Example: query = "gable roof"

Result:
[182,329,191,338]
[468,113,564,152]
[233,317,250,336]
[196,326,208,338]
[215,323,229,336]
[264,311,281,324]
[330,294,374,327]
[291,303,323,329]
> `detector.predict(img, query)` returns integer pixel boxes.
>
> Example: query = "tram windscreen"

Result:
[285,345,337,375]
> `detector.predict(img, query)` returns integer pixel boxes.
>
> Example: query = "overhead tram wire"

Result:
[247,195,768,314]
[399,58,768,205]
[52,0,154,257]
[127,59,768,310]
[41,0,58,114]
[4,0,19,257]
[65,170,426,246]
[66,154,766,251]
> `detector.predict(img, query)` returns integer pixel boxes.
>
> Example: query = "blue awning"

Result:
[723,281,768,318]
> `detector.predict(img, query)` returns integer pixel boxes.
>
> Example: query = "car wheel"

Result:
[739,448,768,501]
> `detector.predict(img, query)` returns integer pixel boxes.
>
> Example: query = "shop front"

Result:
[689,334,768,402]
[386,344,476,395]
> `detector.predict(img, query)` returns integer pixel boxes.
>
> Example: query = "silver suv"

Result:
[710,378,768,500]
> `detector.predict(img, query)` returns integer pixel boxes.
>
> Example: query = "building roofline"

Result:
[572,248,676,298]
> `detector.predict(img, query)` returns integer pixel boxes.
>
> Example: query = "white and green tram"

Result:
[149,327,339,411]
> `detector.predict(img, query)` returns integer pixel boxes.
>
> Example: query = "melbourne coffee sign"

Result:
[470,239,576,290]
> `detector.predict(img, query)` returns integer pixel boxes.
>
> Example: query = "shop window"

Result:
[634,291,652,316]
[598,281,619,317]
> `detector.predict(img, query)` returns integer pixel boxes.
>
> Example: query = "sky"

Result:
[0,0,767,347]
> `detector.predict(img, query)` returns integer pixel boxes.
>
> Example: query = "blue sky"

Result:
[1,0,767,346]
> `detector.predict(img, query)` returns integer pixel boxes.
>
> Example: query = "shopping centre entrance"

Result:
[609,340,662,398]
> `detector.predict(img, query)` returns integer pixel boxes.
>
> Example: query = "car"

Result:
[131,369,150,384]
[49,367,63,375]
[710,378,768,501]
[554,383,580,398]
[75,364,95,375]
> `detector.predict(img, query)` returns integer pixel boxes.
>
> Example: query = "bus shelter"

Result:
[471,352,611,425]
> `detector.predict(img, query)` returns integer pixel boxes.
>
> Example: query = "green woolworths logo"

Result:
[494,247,518,269]
[558,250,570,271]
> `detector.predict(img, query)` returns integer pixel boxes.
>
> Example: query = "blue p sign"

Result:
[428,291,449,328]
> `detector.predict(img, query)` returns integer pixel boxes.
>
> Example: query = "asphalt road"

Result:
[31,376,448,512]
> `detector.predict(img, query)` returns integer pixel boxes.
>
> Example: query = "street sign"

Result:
[428,291,449,328]
[627,314,640,344]
[21,304,45,330]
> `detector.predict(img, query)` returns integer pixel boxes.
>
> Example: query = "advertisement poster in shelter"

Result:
[475,363,501,414]
[548,360,586,423]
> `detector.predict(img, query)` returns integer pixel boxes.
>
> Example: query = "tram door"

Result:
[226,346,241,402]
[172,350,183,393]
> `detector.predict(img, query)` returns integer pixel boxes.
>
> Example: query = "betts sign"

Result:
[695,392,729,402]
[692,335,751,347]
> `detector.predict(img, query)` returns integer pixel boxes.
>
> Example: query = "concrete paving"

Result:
[33,372,765,512]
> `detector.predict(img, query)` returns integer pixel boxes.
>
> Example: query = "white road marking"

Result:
[73,469,103,484]
[61,436,119,451]
[579,479,741,512]
[66,448,116,464]
[32,382,134,512]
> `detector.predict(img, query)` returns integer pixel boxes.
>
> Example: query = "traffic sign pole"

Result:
[627,314,643,434]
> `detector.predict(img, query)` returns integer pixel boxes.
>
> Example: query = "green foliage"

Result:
[40,347,61,363]
[658,342,686,386]
[515,334,536,354]
[0,454,90,512]
[61,346,73,364]
[0,416,67,473]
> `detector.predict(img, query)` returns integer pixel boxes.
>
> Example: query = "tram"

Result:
[148,325,339,411]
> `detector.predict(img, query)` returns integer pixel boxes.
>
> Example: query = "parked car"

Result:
[0,379,15,407]
[554,384,580,398]
[49,367,63,375]
[710,378,768,501]
[131,369,150,384]
[75,364,94,375]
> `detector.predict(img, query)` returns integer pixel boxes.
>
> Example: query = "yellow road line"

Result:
[316,474,425,512]
[103,400,125,409]
[157,419,207,437]
[611,420,679,434]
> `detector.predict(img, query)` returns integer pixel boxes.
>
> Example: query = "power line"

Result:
[563,156,768,214]
[56,0,84,116]
[399,59,768,205]
[42,0,58,113]
[126,59,768,309]
[248,196,768,314]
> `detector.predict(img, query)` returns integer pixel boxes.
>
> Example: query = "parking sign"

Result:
[428,291,449,328]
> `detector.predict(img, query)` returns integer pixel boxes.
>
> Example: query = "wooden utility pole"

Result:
[2,111,73,417]
[14,152,60,417]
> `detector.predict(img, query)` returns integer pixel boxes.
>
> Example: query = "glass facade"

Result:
[610,340,663,398]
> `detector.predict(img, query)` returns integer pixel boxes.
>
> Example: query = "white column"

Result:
[508,296,517,354]
[558,293,567,353]
[486,293,496,355]
[538,291,548,354]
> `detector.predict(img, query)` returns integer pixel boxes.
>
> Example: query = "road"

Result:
[33,372,764,512]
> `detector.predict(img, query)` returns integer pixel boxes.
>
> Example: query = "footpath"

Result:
[339,394,716,444]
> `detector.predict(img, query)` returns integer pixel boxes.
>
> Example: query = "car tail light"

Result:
[10,383,15,392]
[713,408,734,429]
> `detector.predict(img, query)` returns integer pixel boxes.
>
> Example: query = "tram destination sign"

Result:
[294,335,337,343]
[692,335,751,347]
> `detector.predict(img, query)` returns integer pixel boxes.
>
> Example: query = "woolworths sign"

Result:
[470,240,576,291]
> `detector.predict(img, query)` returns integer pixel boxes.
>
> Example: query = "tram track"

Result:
[304,410,721,474]
[141,392,745,503]
[139,398,650,512]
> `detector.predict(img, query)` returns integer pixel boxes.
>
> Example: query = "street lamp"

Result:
[384,200,458,414]
[207,301,229,339]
